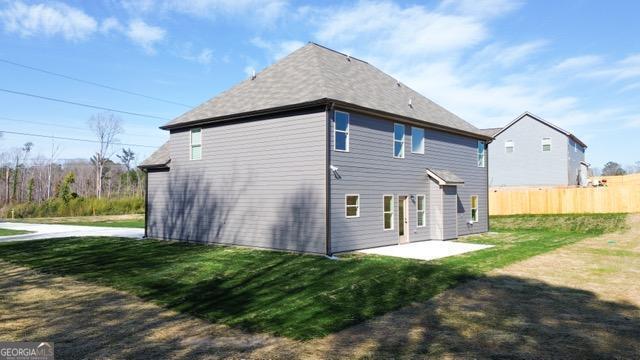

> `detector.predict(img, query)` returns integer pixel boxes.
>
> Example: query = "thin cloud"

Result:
[250,37,304,60]
[125,19,166,54]
[553,55,603,71]
[0,1,97,41]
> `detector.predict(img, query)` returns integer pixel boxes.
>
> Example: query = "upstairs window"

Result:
[383,195,394,230]
[416,195,426,227]
[394,123,405,158]
[574,141,578,153]
[334,111,349,152]
[505,140,514,153]
[345,194,360,218]
[542,137,552,152]
[411,127,424,154]
[190,128,202,160]
[477,140,486,167]
[470,195,479,223]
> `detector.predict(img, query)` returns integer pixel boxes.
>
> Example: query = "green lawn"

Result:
[0,228,32,236]
[0,214,625,340]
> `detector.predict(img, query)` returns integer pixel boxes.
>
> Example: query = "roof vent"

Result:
[346,53,351,62]
[396,80,401,87]
[251,69,256,80]
[408,98,413,108]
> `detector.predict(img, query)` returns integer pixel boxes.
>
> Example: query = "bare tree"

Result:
[88,113,123,199]
[47,137,62,199]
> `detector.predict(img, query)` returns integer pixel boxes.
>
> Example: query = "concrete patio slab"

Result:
[0,222,143,243]
[358,240,493,261]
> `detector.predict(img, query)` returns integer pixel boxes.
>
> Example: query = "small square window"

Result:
[345,194,360,218]
[505,140,514,154]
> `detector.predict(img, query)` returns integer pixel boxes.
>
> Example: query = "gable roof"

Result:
[426,168,464,186]
[162,42,489,139]
[493,112,587,148]
[139,141,170,169]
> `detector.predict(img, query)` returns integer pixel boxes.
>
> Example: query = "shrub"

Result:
[3,196,144,218]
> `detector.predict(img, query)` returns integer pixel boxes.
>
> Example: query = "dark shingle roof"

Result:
[478,127,502,137]
[426,169,465,185]
[139,141,170,169]
[162,43,487,138]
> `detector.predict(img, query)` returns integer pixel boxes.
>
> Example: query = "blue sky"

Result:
[0,0,638,169]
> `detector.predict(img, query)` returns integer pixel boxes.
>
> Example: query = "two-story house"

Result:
[140,43,492,255]
[484,112,588,187]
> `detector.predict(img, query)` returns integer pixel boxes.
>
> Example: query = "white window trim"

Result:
[334,111,350,152]
[411,127,425,154]
[542,137,552,152]
[383,194,394,230]
[416,194,426,227]
[505,140,514,153]
[477,140,486,167]
[393,123,405,159]
[190,128,202,161]
[470,195,479,223]
[345,194,360,218]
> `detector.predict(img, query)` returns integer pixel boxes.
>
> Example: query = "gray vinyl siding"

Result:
[147,168,169,238]
[489,114,569,187]
[147,109,327,254]
[443,186,458,240]
[567,139,586,185]
[330,109,488,253]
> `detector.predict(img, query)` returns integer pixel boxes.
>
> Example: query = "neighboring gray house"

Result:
[140,43,492,255]
[485,112,588,187]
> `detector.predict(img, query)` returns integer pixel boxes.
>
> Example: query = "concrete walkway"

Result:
[358,240,493,261]
[0,222,144,242]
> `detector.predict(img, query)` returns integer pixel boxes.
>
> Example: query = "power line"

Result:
[0,116,155,138]
[0,57,193,108]
[0,88,170,121]
[0,130,161,149]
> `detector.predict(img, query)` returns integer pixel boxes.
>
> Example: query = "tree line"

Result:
[0,112,146,206]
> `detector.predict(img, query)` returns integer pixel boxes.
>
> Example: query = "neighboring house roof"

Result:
[139,141,170,169]
[161,42,489,140]
[477,127,502,138]
[493,111,587,148]
[426,169,465,186]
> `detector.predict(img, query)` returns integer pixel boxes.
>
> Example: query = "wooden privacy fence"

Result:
[489,185,640,215]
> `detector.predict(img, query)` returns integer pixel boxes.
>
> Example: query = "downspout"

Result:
[325,102,335,257]
[485,142,490,232]
[143,169,148,238]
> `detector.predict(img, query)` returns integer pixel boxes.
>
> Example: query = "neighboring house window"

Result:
[574,141,578,153]
[334,111,350,152]
[542,137,552,152]
[477,140,486,167]
[394,123,405,158]
[470,195,479,223]
[345,194,360,218]
[505,140,514,153]
[190,128,202,160]
[411,127,424,154]
[383,195,394,230]
[416,195,426,227]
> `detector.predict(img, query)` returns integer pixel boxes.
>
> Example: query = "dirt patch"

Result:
[1,215,639,359]
[0,262,298,359]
